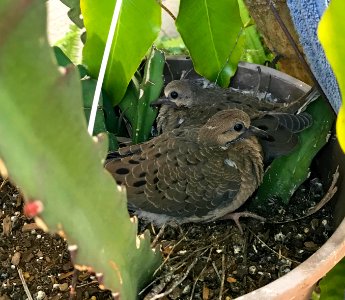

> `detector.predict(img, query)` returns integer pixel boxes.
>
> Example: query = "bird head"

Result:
[199,109,269,149]
[150,80,196,108]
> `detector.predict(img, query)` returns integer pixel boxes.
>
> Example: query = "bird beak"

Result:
[247,125,270,139]
[233,126,270,142]
[150,98,178,108]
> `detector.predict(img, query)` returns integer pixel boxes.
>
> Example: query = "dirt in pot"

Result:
[0,178,113,300]
[138,170,335,300]
[0,169,335,299]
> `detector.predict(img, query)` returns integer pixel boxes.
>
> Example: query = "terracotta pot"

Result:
[164,57,345,300]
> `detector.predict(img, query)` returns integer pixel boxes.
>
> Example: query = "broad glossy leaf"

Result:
[0,1,160,298]
[81,0,161,105]
[318,0,345,153]
[176,0,244,87]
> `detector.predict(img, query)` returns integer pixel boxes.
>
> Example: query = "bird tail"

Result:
[296,86,320,114]
[280,86,320,114]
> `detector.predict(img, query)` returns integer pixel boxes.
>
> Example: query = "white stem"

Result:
[87,0,123,135]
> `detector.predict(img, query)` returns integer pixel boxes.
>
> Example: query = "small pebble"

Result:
[233,245,241,254]
[59,282,69,292]
[248,266,257,274]
[36,290,46,300]
[274,232,285,242]
[53,283,60,290]
[11,252,21,266]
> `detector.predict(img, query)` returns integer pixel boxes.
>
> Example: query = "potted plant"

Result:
[0,0,344,299]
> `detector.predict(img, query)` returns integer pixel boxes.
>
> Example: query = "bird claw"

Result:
[221,211,266,234]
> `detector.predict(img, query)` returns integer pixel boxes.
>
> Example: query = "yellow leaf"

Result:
[318,0,345,152]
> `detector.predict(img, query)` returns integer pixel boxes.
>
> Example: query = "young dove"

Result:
[152,79,315,163]
[105,109,267,228]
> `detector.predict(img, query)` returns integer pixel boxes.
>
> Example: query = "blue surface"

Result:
[287,0,341,113]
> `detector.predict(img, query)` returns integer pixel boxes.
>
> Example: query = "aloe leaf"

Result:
[253,99,335,205]
[119,47,165,143]
[81,0,161,105]
[176,0,245,87]
[0,1,160,298]
[318,0,345,153]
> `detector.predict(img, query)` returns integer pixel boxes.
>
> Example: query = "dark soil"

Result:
[0,178,113,300]
[0,174,333,300]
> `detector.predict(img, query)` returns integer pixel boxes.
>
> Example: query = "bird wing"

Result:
[267,112,313,133]
[251,113,310,163]
[105,129,241,219]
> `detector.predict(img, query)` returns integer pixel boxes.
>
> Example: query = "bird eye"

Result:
[233,123,244,132]
[170,91,179,99]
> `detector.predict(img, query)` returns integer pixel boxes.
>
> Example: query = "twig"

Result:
[139,262,186,296]
[18,268,34,300]
[0,178,8,191]
[305,166,339,216]
[153,228,190,276]
[212,261,221,281]
[151,223,166,248]
[253,66,262,98]
[263,74,272,101]
[218,253,226,300]
[76,281,99,288]
[157,0,176,21]
[69,269,79,299]
[189,248,213,300]
[148,257,199,300]
[164,60,174,82]
[247,228,300,264]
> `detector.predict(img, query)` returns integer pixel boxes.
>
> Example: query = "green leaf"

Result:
[253,99,335,205]
[59,0,84,28]
[319,258,345,299]
[318,0,345,153]
[237,0,268,65]
[119,47,165,143]
[82,79,119,150]
[53,46,88,78]
[81,0,161,105]
[176,0,245,87]
[53,45,74,67]
[155,35,188,55]
[54,24,82,64]
[0,1,160,298]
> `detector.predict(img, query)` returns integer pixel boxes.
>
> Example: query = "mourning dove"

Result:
[152,79,314,163]
[105,109,267,226]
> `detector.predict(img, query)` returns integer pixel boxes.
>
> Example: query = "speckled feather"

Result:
[105,110,264,224]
